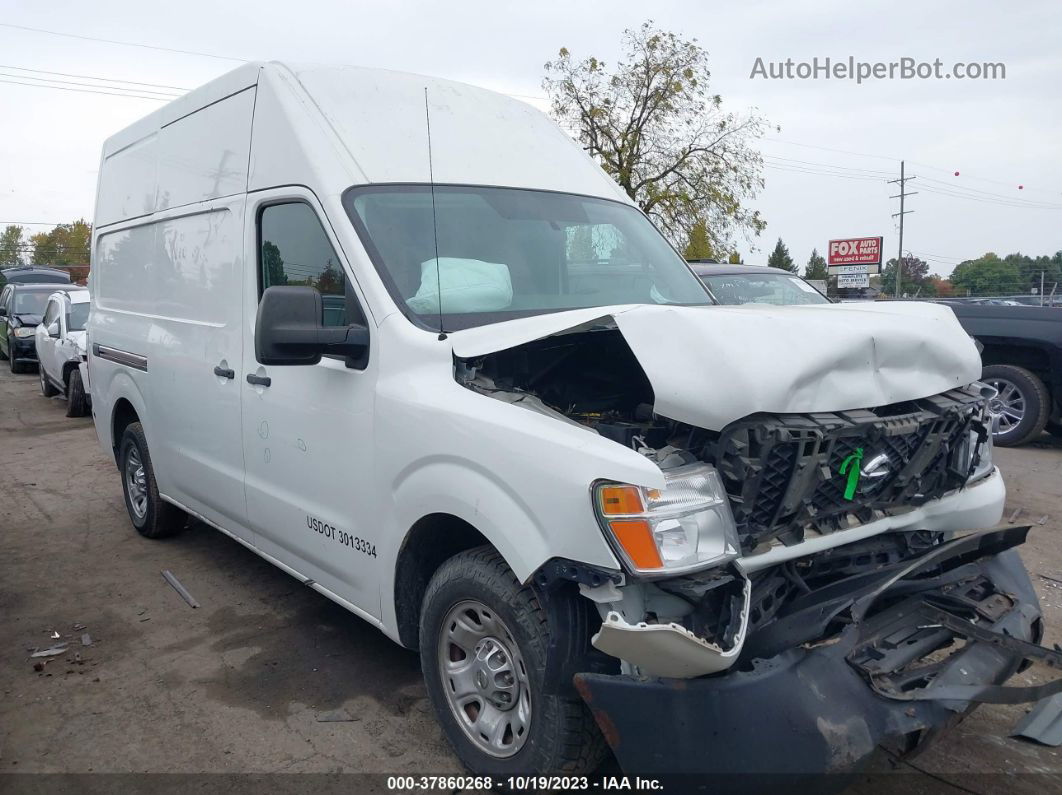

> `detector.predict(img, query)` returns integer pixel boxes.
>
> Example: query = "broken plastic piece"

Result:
[1012,693,1062,747]
[161,570,200,608]
[81,633,92,646]
[30,645,68,658]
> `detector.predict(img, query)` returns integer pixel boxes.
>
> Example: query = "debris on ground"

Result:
[48,630,60,639]
[1039,573,1062,589]
[315,708,359,723]
[161,570,200,608]
[73,623,86,631]
[1037,514,1050,526]
[1008,507,1024,523]
[1012,693,1062,747]
[81,633,92,646]
[30,644,68,658]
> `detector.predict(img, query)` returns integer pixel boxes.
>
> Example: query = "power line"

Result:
[763,153,893,176]
[918,184,1062,210]
[0,71,182,98]
[0,22,247,62]
[0,76,169,101]
[915,174,1062,208]
[0,64,190,92]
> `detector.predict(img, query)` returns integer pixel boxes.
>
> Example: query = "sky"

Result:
[1,0,1059,277]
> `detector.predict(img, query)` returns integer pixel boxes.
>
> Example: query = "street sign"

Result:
[830,263,871,275]
[837,273,870,288]
[828,237,882,273]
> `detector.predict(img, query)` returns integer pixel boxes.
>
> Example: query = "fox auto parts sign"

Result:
[828,237,883,273]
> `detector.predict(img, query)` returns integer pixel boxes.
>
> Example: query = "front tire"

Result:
[420,546,605,776]
[66,369,88,417]
[40,365,59,397]
[982,364,1050,446]
[118,422,186,538]
[8,337,23,373]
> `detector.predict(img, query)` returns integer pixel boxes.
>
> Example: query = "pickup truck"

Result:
[949,303,1062,445]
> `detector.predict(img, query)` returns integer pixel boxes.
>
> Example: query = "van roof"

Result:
[99,62,628,215]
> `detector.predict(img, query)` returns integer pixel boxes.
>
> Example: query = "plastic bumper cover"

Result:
[575,527,1059,782]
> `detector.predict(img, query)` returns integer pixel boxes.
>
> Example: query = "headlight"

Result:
[593,463,740,576]
[14,326,36,338]
[965,428,994,482]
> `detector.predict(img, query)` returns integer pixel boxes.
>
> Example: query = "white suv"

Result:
[35,287,91,417]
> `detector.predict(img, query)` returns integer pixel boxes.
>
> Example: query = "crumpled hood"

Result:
[451,302,982,430]
[12,313,42,326]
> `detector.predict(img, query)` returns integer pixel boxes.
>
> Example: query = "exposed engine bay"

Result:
[455,325,995,555]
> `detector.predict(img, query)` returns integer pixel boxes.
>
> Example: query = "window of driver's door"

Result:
[42,298,60,327]
[257,202,366,328]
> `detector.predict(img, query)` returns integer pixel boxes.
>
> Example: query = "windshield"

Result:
[343,185,712,330]
[13,290,49,315]
[701,273,829,306]
[67,302,90,331]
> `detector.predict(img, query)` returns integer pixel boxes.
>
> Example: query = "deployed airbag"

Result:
[406,257,513,314]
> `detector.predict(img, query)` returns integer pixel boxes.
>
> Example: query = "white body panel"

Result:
[88,62,1005,655]
[35,290,90,394]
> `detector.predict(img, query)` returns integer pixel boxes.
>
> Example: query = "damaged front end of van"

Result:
[452,301,1062,779]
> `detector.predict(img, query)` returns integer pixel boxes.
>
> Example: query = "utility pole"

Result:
[888,161,917,298]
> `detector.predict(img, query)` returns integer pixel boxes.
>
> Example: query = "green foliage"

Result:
[949,253,1024,296]
[804,248,828,280]
[682,219,715,260]
[766,238,797,273]
[30,219,91,266]
[315,259,344,295]
[544,21,770,254]
[0,225,25,267]
[727,251,742,264]
[880,255,932,297]
[947,251,1062,297]
[262,242,288,288]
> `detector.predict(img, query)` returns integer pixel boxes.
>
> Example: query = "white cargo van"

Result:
[89,63,1057,778]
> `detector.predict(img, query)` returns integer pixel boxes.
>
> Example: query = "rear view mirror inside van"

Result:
[255,286,369,368]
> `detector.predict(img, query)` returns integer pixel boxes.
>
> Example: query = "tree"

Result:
[949,253,1024,297]
[544,21,770,253]
[261,242,288,288]
[766,238,796,273]
[804,248,828,280]
[880,254,930,297]
[683,219,715,260]
[315,259,344,295]
[30,219,91,266]
[727,251,742,264]
[0,225,25,267]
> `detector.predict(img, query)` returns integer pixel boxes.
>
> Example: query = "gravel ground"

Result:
[1,363,1060,793]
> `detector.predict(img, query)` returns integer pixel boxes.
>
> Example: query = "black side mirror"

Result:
[255,286,369,368]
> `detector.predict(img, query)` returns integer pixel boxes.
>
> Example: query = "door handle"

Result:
[246,373,272,388]
[213,365,235,379]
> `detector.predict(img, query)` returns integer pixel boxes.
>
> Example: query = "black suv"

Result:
[0,283,58,373]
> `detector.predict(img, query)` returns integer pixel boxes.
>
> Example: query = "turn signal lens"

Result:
[598,485,644,516]
[608,520,664,569]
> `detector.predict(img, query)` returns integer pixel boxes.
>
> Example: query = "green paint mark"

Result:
[839,447,864,501]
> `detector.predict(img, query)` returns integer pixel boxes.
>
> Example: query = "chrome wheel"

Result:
[437,600,532,758]
[986,378,1025,434]
[124,446,149,522]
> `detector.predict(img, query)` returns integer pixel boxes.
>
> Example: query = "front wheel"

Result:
[420,546,605,776]
[118,422,186,538]
[982,364,1050,446]
[66,369,89,417]
[40,365,59,397]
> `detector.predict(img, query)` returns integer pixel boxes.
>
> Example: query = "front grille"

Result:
[711,386,989,552]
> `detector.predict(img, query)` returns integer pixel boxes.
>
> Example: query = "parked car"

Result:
[35,287,91,416]
[949,302,1062,445]
[0,265,72,286]
[0,282,61,372]
[688,262,830,305]
[88,63,1054,779]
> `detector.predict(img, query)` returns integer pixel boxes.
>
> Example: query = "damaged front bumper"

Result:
[574,526,1062,779]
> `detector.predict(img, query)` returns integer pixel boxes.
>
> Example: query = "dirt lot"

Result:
[1,363,1061,792]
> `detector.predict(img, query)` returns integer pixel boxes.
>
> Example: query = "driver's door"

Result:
[240,189,381,619]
